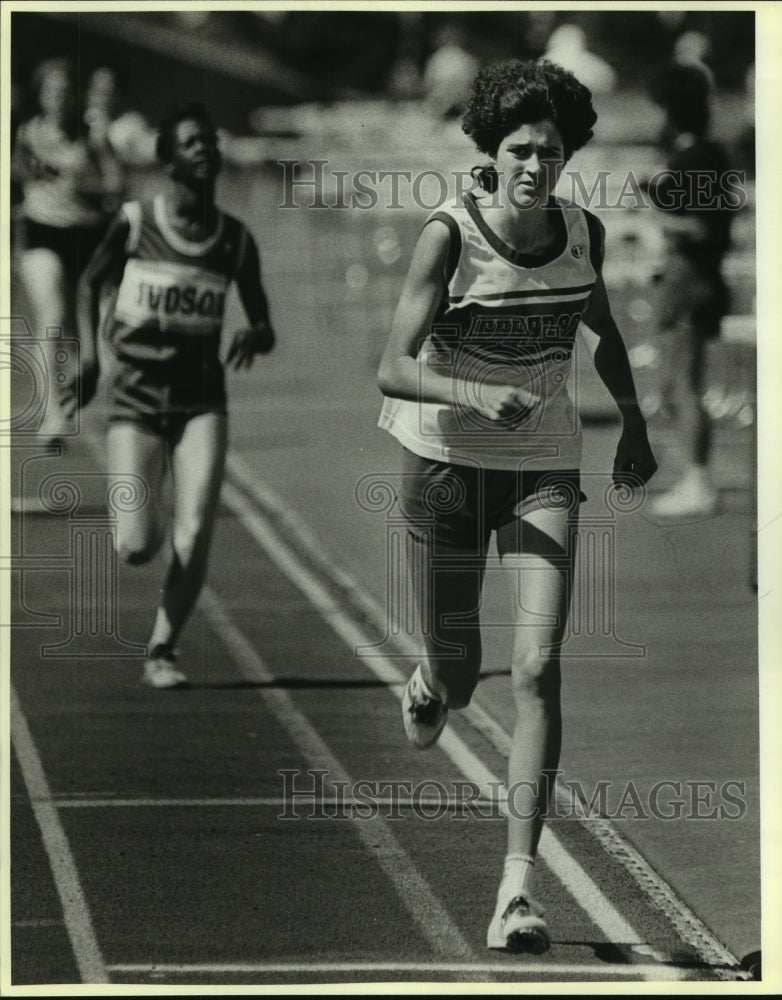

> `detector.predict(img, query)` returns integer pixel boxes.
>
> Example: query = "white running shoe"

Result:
[142,646,187,689]
[487,894,551,953]
[402,665,448,749]
[649,464,718,519]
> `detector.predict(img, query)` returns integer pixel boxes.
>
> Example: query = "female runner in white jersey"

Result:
[63,103,275,689]
[378,59,657,953]
[12,57,124,444]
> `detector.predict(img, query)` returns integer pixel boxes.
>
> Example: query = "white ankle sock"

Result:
[497,853,536,909]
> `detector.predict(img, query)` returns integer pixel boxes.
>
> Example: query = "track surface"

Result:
[5,162,761,990]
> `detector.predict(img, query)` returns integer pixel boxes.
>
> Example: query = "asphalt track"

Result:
[7,408,759,989]
[5,163,763,991]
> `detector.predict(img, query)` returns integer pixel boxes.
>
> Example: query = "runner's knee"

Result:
[171,522,212,569]
[511,647,561,703]
[116,523,164,565]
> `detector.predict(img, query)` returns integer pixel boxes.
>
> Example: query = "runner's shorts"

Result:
[656,262,729,341]
[108,357,227,440]
[21,218,106,286]
[398,447,585,554]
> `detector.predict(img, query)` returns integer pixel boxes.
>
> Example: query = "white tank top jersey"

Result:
[16,116,108,228]
[379,192,604,471]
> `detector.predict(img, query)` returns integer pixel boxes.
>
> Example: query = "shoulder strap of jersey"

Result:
[120,201,143,255]
[423,210,462,284]
[582,208,605,274]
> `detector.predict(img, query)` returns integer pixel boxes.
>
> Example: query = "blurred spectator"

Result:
[672,30,715,91]
[386,12,426,101]
[10,79,25,213]
[422,23,480,118]
[542,24,616,95]
[646,64,733,518]
[736,62,755,179]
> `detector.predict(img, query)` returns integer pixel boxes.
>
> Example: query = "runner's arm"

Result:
[581,270,658,486]
[61,213,129,415]
[77,212,130,364]
[377,220,535,421]
[11,125,60,182]
[227,233,275,369]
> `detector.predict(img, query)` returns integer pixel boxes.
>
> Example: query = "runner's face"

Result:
[494,120,565,208]
[171,118,221,182]
[39,68,74,121]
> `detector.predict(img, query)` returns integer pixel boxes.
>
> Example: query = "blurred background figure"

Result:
[84,65,157,168]
[12,57,125,445]
[83,67,128,212]
[542,23,616,95]
[672,30,715,91]
[422,22,480,118]
[737,61,755,179]
[645,63,733,518]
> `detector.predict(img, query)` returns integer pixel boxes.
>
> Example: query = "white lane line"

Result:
[226,454,743,974]
[50,796,505,811]
[106,961,715,981]
[9,685,109,983]
[221,478,653,960]
[13,919,64,928]
[200,585,476,963]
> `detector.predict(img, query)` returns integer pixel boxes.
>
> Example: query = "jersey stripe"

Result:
[449,283,594,304]
[379,194,597,471]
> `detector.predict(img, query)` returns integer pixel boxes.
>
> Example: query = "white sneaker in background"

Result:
[142,645,187,689]
[649,465,718,519]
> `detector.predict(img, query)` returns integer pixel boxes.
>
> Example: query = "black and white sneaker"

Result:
[402,665,448,749]
[487,894,551,953]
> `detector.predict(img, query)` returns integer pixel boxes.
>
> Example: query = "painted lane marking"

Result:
[48,796,504,811]
[107,960,736,981]
[201,585,477,963]
[221,477,659,965]
[10,685,109,983]
[225,453,744,975]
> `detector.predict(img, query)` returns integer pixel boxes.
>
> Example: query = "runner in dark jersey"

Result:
[64,103,275,688]
[646,63,734,518]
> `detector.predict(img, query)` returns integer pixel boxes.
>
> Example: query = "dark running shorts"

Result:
[22,218,106,285]
[108,358,227,441]
[398,448,586,553]
[655,263,729,341]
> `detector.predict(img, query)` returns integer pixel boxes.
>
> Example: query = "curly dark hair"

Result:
[156,102,216,164]
[462,59,597,161]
